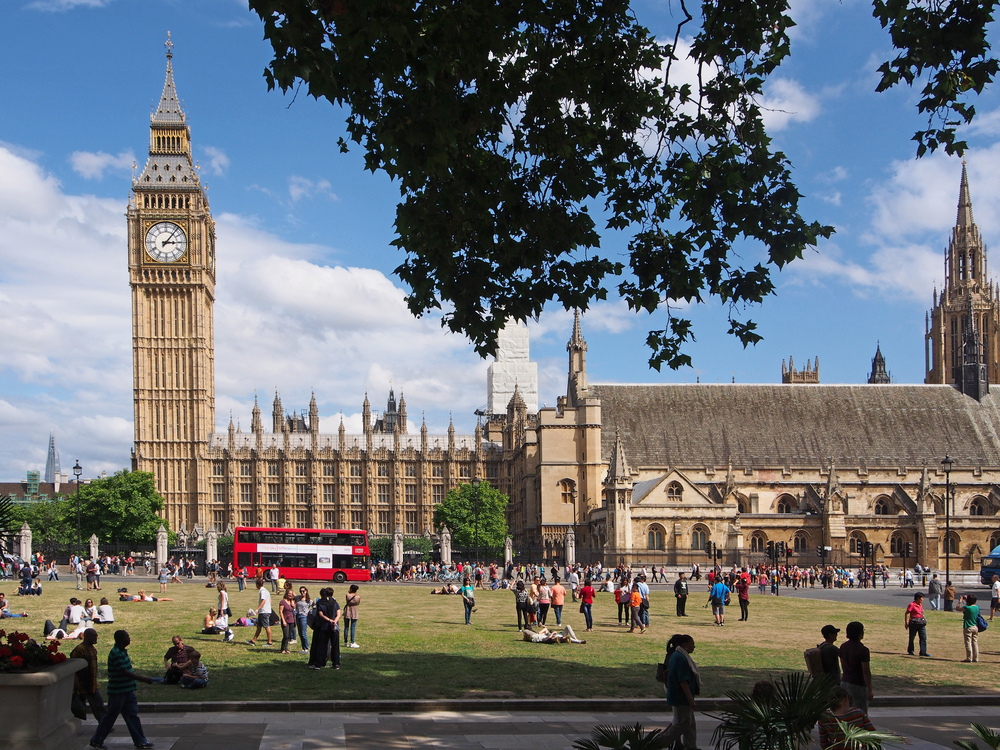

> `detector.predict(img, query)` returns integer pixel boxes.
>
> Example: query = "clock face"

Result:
[144,221,187,263]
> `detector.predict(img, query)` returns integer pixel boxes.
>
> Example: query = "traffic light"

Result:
[766,540,775,557]
[905,542,914,557]
[817,546,825,558]
[863,542,874,557]
[776,541,786,558]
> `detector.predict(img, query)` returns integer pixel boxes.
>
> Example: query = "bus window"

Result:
[351,535,366,547]
[237,552,252,568]
[352,556,369,569]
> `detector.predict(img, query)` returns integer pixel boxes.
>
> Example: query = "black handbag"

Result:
[71,693,87,720]
[655,660,668,683]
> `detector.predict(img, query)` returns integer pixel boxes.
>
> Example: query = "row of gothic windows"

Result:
[155,135,183,150]
[644,524,709,551]
[143,194,189,209]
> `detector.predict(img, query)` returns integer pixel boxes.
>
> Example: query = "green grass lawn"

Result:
[6,578,999,701]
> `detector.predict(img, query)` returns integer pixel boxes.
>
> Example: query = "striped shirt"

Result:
[106,645,137,695]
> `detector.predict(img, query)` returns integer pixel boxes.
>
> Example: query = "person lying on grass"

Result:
[522,625,586,644]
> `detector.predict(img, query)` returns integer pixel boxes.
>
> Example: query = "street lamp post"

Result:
[941,456,954,588]
[73,461,82,558]
[471,476,481,564]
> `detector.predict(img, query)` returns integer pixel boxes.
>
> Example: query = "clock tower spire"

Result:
[129,33,216,531]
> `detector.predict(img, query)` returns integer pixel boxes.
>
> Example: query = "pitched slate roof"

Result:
[590,384,1000,469]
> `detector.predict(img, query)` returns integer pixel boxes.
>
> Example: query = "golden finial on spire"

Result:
[165,31,173,60]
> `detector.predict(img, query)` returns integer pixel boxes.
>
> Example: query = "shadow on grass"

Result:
[136,652,994,703]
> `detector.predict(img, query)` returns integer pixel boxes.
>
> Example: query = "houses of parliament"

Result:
[131,42,1000,569]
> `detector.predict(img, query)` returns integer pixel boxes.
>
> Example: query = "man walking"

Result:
[839,621,873,713]
[71,628,107,723]
[88,630,155,750]
[674,572,689,616]
[269,563,280,593]
[637,574,651,627]
[928,574,943,611]
[990,574,1000,620]
[74,555,84,591]
[247,578,274,647]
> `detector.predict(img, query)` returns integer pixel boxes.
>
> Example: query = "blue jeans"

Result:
[343,618,357,644]
[180,676,208,689]
[552,604,563,625]
[91,690,147,747]
[237,577,245,592]
[582,603,593,629]
[464,600,473,624]
[296,614,310,649]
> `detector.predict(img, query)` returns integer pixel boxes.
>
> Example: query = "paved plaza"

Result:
[53,705,998,750]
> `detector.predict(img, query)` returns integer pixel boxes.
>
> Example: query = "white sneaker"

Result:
[350,643,359,648]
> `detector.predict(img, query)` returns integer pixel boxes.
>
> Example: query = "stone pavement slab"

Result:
[55,707,993,750]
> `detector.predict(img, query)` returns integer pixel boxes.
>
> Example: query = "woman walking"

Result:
[904,591,929,657]
[579,577,596,631]
[217,582,234,642]
[957,594,981,662]
[461,576,475,625]
[538,579,551,626]
[662,634,700,750]
[295,587,311,654]
[514,580,530,630]
[343,585,360,648]
[735,575,750,621]
[279,589,297,653]
[628,582,645,634]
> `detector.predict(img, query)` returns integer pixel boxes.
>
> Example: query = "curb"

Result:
[137,694,999,714]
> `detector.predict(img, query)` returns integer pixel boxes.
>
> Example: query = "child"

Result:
[179,649,209,689]
[818,687,875,750]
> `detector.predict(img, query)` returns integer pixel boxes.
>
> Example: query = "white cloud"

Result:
[288,175,337,203]
[69,149,134,180]
[203,146,230,176]
[759,79,821,131]
[817,166,848,184]
[0,142,495,480]
[788,144,1000,300]
[26,0,111,9]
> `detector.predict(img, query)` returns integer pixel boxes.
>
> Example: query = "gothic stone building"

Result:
[494,168,1000,571]
[129,43,999,567]
[128,42,504,537]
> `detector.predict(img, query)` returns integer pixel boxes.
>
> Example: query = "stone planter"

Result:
[0,657,86,750]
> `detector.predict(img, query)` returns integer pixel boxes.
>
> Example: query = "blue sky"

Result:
[2,0,1000,480]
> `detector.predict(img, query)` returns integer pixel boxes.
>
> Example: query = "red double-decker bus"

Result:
[233,527,371,583]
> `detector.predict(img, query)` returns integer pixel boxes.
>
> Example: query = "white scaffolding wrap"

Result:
[487,320,538,414]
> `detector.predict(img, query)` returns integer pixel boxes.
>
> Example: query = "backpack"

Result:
[803,644,824,678]
[306,603,318,629]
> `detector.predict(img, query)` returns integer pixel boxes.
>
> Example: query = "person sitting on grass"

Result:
[431,584,460,594]
[818,686,876,750]
[96,597,114,623]
[179,649,209,689]
[0,592,29,618]
[163,635,194,684]
[522,625,586,644]
[202,607,224,634]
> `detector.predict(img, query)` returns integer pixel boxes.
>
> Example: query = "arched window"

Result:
[775,494,795,514]
[667,482,683,500]
[890,535,906,554]
[849,533,866,554]
[990,532,1000,552]
[793,532,808,552]
[647,525,665,551]
[750,533,766,552]
[944,533,960,555]
[691,527,707,551]
[559,479,576,505]
[874,497,891,515]
[737,500,747,514]
[970,497,987,516]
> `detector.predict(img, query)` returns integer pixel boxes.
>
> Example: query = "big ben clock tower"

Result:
[129,34,216,531]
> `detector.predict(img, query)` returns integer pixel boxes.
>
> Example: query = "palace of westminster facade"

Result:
[130,43,1000,568]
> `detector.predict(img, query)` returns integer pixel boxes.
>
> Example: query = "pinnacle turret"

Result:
[957,160,974,228]
[152,33,186,125]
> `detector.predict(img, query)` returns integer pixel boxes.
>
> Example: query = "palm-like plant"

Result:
[955,724,1000,750]
[0,494,15,556]
[573,723,672,750]
[836,719,904,750]
[711,673,836,750]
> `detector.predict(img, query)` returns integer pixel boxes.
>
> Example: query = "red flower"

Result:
[0,646,11,659]
[52,652,68,663]
[14,633,30,642]
[47,642,59,653]
[11,643,24,655]
[9,655,23,668]
[0,629,6,638]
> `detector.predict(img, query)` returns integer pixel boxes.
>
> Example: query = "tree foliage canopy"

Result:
[11,470,167,547]
[433,480,509,549]
[250,0,999,369]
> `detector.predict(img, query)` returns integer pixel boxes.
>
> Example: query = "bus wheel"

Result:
[334,571,347,583]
